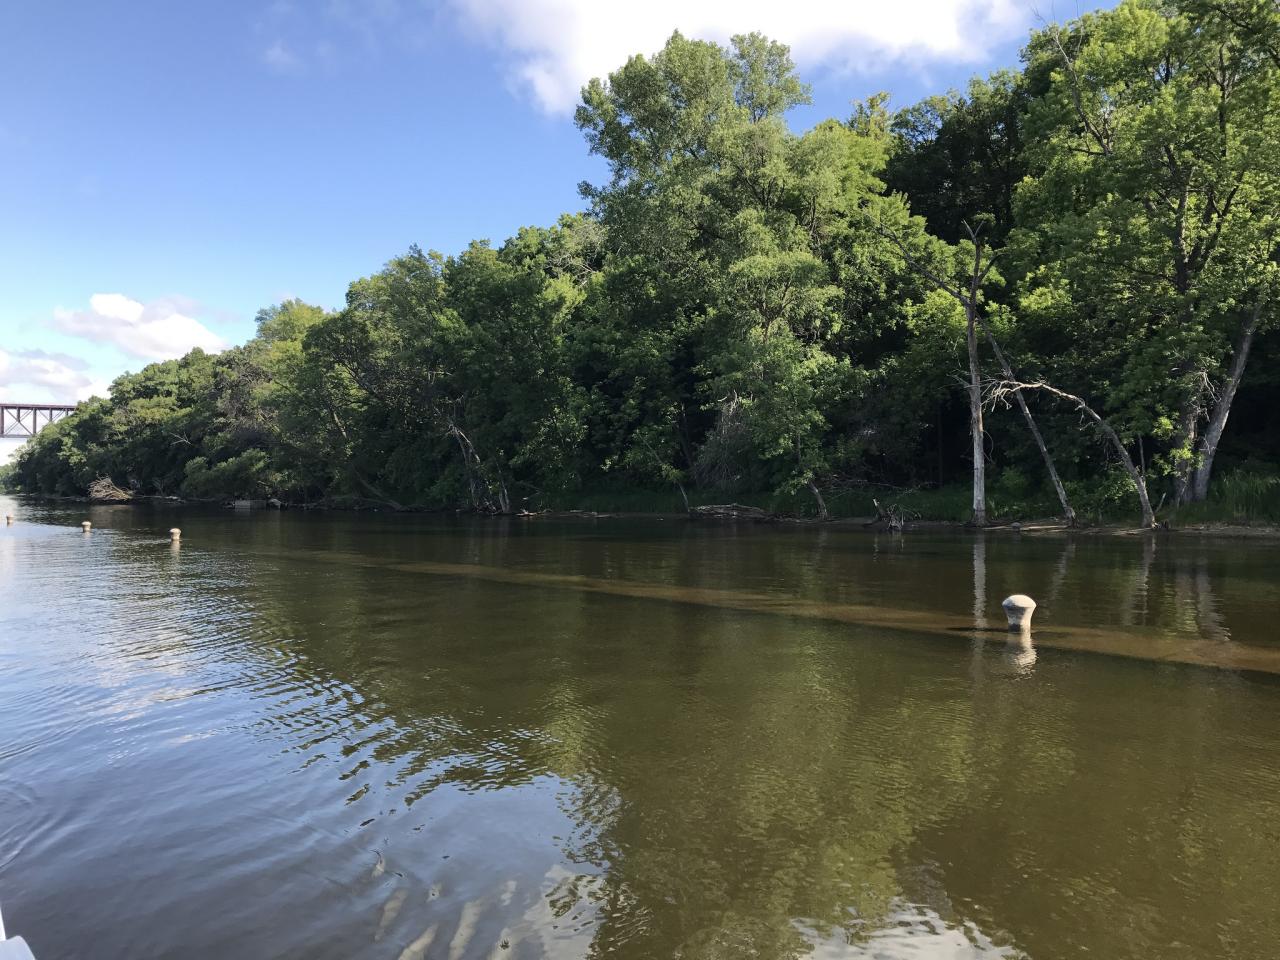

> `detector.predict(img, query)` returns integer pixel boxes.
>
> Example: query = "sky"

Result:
[0,0,1115,459]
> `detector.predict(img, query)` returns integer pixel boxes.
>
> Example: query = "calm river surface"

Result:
[2,498,1280,960]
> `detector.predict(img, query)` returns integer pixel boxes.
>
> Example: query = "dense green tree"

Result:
[885,72,1029,246]
[576,34,937,511]
[1016,0,1280,515]
[11,7,1280,525]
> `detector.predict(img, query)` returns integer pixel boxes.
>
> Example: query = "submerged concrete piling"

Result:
[5,514,12,525]
[169,527,181,544]
[1002,594,1036,632]
[80,520,92,533]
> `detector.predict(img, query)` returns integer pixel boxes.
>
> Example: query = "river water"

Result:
[2,498,1279,960]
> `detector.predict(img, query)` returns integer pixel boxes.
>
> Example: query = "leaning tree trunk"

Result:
[355,474,406,512]
[1190,303,1262,501]
[807,479,829,520]
[966,303,987,526]
[1108,428,1158,530]
[978,320,1077,525]
[448,422,485,511]
[993,381,1156,529]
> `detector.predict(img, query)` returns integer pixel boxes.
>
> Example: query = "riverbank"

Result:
[8,490,1280,540]
[532,510,1280,541]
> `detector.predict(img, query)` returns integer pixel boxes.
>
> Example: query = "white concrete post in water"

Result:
[169,527,181,543]
[1002,594,1036,631]
[5,514,12,525]
[80,521,92,533]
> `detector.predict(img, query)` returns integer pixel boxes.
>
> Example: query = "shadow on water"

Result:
[3,498,1280,960]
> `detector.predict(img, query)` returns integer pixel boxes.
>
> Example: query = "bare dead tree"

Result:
[960,226,990,526]
[638,432,692,514]
[806,479,829,520]
[979,332,1079,522]
[959,221,1078,525]
[988,380,1156,529]
[860,206,1078,524]
[447,421,487,512]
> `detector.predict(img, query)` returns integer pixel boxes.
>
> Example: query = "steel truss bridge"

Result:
[1,403,77,439]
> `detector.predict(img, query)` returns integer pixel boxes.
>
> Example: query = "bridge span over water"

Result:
[0,402,77,439]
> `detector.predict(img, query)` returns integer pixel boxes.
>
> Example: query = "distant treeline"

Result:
[10,0,1280,524]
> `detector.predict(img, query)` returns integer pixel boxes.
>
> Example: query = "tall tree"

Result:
[577,33,923,510]
[885,72,1029,246]
[1019,0,1280,506]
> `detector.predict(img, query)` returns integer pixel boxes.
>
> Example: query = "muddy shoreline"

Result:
[11,492,1280,541]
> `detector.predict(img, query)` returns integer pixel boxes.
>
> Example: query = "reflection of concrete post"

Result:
[80,521,92,533]
[1002,633,1038,676]
[1002,594,1036,632]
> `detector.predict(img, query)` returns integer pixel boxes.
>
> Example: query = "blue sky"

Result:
[0,0,1113,435]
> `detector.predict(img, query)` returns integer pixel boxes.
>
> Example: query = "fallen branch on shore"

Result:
[88,477,133,502]
[866,498,917,531]
[691,503,772,521]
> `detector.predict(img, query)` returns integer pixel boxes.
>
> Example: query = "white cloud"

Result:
[0,349,108,404]
[262,39,303,73]
[52,293,228,362]
[447,0,1028,113]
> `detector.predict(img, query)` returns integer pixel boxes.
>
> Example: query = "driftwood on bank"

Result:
[88,477,133,502]
[866,498,914,531]
[690,503,772,521]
